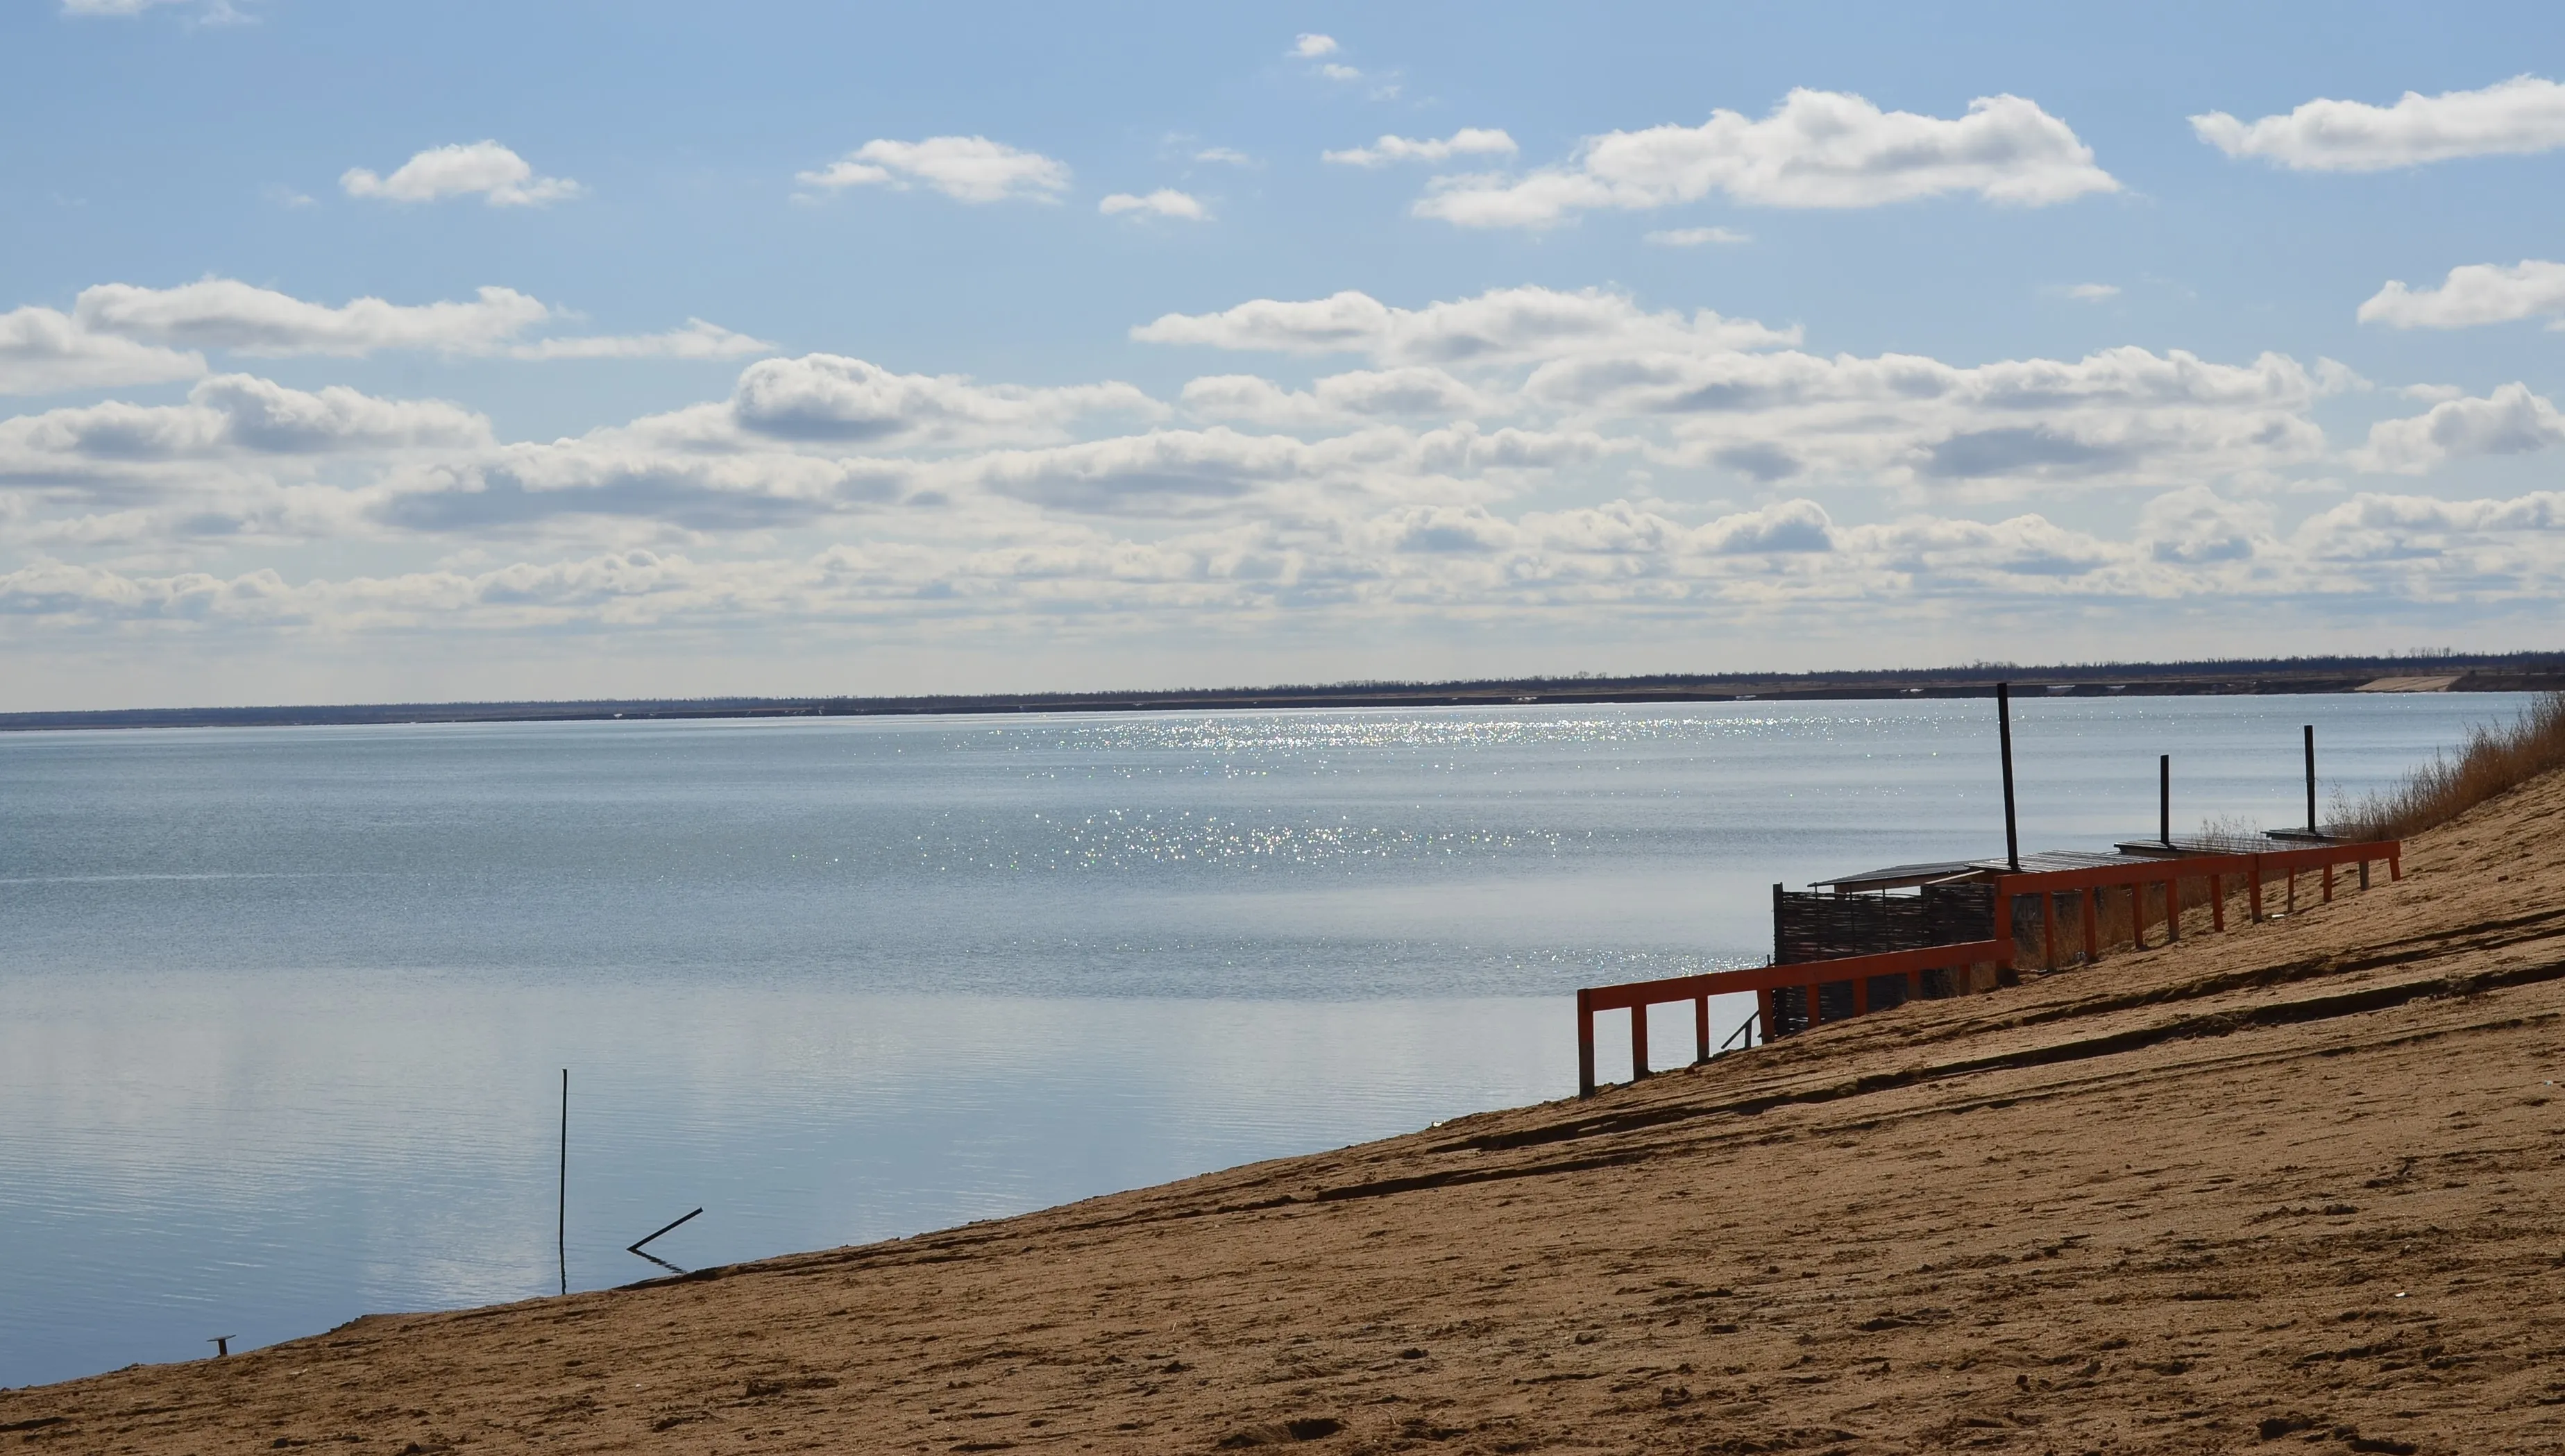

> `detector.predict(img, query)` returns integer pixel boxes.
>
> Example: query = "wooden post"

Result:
[1805,976,1825,1028]
[2209,873,2225,931]
[2303,725,2317,836]
[2165,875,2181,942]
[2083,886,2100,964]
[1998,684,2021,872]
[1756,988,1776,1041]
[558,1069,568,1298]
[2249,865,2264,922]
[2322,863,2335,903]
[1693,994,1710,1064]
[2131,883,2147,949]
[2389,847,2401,881]
[1629,1003,1650,1081]
[2286,868,2296,916]
[1577,989,1596,1098]
[2359,858,2369,891]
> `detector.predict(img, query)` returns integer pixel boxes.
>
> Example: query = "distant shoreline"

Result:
[5,652,2558,733]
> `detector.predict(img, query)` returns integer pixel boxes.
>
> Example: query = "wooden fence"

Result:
[1574,837,2401,1098]
[1574,940,2006,1097]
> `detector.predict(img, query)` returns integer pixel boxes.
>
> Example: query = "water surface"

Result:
[0,694,2523,1385]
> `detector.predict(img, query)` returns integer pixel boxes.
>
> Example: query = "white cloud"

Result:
[64,279,765,362]
[1292,33,1337,58]
[1180,368,1493,426]
[725,353,1160,445]
[796,137,1070,203]
[1133,285,1800,364]
[340,142,583,206]
[1643,226,1750,246]
[2353,383,2565,473]
[2296,489,2565,562]
[1194,147,1254,167]
[1321,63,1362,83]
[2357,260,2565,329]
[1411,89,2118,228]
[0,376,487,468]
[1099,189,1210,221]
[0,307,205,396]
[2191,76,2565,171]
[2064,282,2121,301]
[74,279,553,357]
[1323,129,1518,167]
[60,0,187,14]
[508,320,775,361]
[23,280,2565,658]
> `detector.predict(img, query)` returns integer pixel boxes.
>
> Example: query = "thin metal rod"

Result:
[2160,754,2171,847]
[557,1068,568,1297]
[1997,682,2021,871]
[2303,725,2317,834]
[629,1207,704,1255]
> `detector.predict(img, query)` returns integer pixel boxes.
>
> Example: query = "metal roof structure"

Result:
[1813,847,2186,895]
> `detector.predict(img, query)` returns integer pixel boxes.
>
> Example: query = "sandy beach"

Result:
[9,766,2564,1454]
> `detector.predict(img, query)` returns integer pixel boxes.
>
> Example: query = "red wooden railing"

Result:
[1575,939,2005,1097]
[1994,839,2399,972]
[1573,837,2401,1098]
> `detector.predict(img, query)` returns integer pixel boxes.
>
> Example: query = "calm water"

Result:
[0,694,2525,1386]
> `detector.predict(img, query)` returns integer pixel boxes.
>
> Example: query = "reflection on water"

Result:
[0,695,2525,1385]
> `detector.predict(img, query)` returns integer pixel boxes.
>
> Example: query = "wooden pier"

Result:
[1575,836,2401,1097]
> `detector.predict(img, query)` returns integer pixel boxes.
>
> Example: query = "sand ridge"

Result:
[8,770,2565,1454]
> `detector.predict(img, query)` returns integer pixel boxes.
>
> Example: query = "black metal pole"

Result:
[558,1068,568,1297]
[1997,682,2020,871]
[2303,725,2317,835]
[2160,754,2172,847]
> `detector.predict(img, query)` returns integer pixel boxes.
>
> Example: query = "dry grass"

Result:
[2340,689,2565,840]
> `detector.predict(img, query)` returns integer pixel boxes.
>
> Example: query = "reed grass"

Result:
[2339,691,2565,840]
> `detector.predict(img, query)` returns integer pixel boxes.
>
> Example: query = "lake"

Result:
[0,692,2525,1386]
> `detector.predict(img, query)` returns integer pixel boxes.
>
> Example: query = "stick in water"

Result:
[558,1068,568,1297]
[629,1207,704,1255]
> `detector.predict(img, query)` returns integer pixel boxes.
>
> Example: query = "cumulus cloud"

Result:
[20,280,2565,653]
[1323,129,1518,167]
[2353,383,2565,473]
[797,137,1071,203]
[341,142,582,206]
[1134,285,1799,364]
[2357,260,2565,329]
[0,307,205,396]
[60,279,767,362]
[725,353,1160,445]
[74,279,553,357]
[1410,89,2117,228]
[1180,368,1494,426]
[2192,76,2565,171]
[2295,490,2565,566]
[507,319,775,361]
[0,375,488,464]
[1292,33,1337,57]
[1099,189,1210,221]
[1644,226,1750,246]
[2064,282,2121,301]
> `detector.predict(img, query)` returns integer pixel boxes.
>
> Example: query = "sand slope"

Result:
[10,770,2565,1455]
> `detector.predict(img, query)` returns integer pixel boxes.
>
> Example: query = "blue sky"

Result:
[4,1,2564,707]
